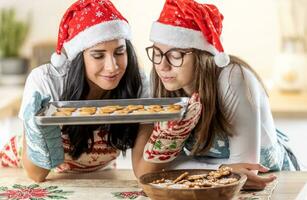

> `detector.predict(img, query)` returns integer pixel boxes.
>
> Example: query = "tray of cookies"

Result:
[35,97,189,125]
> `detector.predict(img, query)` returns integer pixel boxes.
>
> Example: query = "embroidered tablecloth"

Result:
[0,177,277,200]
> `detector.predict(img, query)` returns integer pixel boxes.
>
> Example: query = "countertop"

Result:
[0,85,23,119]
[269,90,307,118]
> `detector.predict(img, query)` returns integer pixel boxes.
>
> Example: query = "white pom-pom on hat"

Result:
[51,52,67,68]
[214,52,230,68]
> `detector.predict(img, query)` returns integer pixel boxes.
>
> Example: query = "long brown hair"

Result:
[151,50,266,155]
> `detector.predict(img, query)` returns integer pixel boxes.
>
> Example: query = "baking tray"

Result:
[35,97,189,125]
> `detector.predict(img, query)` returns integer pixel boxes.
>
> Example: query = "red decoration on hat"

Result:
[150,0,230,68]
[51,0,131,68]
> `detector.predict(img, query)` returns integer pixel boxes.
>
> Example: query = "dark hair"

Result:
[60,40,143,159]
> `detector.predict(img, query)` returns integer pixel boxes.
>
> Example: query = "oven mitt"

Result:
[23,91,64,169]
[144,93,202,163]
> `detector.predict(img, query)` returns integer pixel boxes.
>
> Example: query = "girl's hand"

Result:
[143,93,202,163]
[222,163,277,190]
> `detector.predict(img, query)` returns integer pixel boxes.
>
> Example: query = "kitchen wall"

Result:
[0,0,281,80]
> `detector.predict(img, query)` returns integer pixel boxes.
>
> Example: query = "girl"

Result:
[0,0,147,182]
[132,0,299,190]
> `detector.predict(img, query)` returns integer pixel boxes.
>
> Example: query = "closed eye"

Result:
[114,46,126,56]
[91,53,105,59]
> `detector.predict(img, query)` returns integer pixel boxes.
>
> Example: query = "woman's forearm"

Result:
[22,133,50,182]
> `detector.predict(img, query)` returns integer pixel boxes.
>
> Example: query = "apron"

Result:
[0,129,120,172]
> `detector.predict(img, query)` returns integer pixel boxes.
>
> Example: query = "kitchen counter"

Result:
[0,86,23,119]
[269,90,307,118]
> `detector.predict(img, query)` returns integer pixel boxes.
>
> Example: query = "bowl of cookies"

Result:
[139,167,247,200]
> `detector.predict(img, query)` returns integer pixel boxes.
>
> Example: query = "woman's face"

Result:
[153,43,195,95]
[83,39,127,91]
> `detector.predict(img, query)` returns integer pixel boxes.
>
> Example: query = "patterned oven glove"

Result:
[144,93,202,163]
[23,91,64,169]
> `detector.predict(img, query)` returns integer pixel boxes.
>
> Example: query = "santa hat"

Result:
[51,0,132,68]
[150,0,230,68]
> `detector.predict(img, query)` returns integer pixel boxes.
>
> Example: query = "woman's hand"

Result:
[23,91,64,170]
[222,163,277,190]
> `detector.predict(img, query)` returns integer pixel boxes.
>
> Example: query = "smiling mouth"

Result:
[99,74,119,80]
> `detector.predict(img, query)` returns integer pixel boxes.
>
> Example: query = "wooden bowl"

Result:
[139,169,247,200]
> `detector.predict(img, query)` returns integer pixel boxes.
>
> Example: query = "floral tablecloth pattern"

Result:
[0,177,277,200]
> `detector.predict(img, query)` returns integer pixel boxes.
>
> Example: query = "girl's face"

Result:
[83,39,127,91]
[153,43,196,96]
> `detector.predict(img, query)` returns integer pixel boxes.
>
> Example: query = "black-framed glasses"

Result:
[146,46,193,67]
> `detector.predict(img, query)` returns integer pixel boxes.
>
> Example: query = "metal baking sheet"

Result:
[35,97,189,125]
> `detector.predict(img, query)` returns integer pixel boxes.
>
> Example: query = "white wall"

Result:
[0,0,281,77]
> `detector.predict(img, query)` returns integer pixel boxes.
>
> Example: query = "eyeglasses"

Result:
[146,46,193,67]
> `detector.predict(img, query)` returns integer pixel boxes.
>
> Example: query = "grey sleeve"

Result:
[18,68,48,120]
[18,64,66,120]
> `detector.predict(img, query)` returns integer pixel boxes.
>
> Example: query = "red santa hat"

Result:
[150,0,230,68]
[51,0,131,68]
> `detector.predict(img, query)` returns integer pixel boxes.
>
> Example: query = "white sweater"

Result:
[171,65,288,170]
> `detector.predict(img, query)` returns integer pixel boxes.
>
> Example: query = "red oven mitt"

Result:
[144,93,202,163]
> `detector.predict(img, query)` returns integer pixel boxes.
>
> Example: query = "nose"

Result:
[156,56,171,72]
[104,55,119,72]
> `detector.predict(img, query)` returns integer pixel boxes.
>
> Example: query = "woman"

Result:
[132,0,299,190]
[0,0,146,182]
